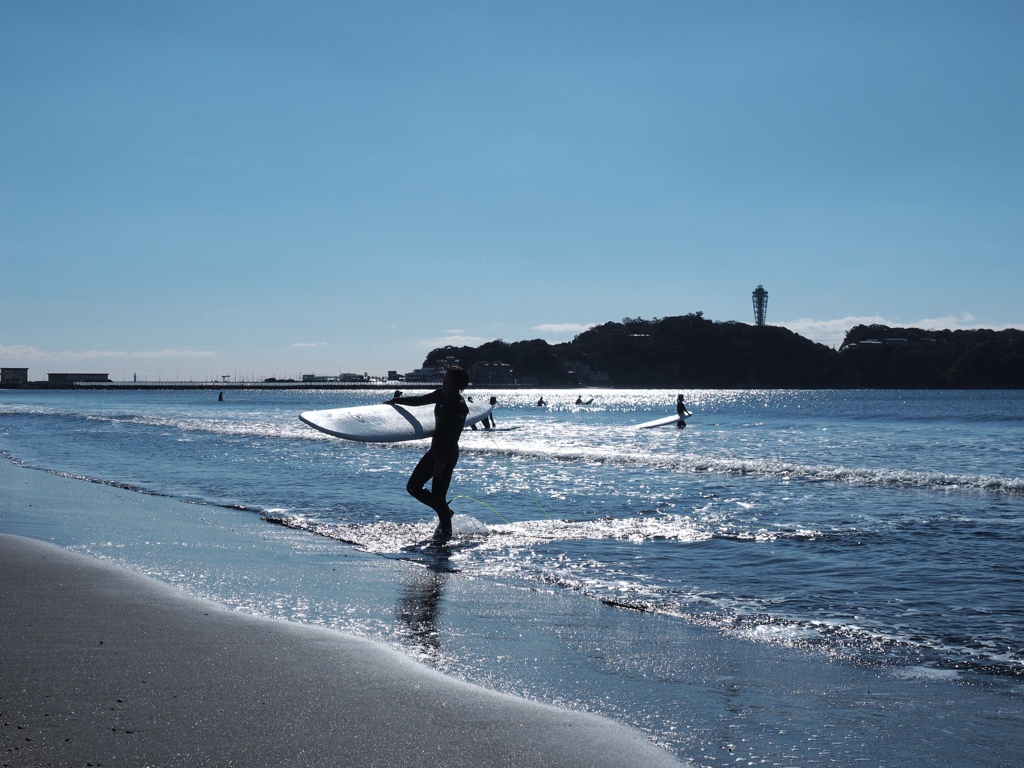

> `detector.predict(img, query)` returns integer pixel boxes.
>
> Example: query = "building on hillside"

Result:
[404,357,461,383]
[564,361,590,384]
[471,361,514,386]
[403,366,445,383]
[563,361,610,385]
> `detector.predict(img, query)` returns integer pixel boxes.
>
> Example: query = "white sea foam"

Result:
[4,387,1024,687]
[891,666,962,682]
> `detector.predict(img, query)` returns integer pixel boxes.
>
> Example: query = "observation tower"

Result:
[752,284,768,326]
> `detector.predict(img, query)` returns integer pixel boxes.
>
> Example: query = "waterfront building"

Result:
[47,373,111,384]
[1,368,29,385]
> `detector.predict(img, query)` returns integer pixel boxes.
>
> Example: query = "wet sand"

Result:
[0,533,685,767]
[2,457,1022,767]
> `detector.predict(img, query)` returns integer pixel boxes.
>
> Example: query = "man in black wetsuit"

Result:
[385,366,470,538]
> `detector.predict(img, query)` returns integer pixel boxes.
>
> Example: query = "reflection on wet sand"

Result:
[395,547,451,662]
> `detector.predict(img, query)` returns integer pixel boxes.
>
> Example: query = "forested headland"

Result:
[423,313,1024,389]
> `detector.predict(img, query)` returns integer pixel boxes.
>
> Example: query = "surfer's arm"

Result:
[386,389,442,407]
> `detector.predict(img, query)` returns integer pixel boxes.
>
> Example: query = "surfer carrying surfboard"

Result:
[677,394,690,428]
[385,366,471,538]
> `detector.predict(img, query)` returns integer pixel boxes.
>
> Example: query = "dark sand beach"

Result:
[0,532,685,767]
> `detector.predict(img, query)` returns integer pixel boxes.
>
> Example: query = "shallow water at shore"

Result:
[2,388,1023,764]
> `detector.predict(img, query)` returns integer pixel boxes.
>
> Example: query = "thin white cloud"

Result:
[533,322,598,334]
[0,344,44,359]
[0,344,215,361]
[780,314,1024,348]
[421,335,487,348]
[290,342,325,348]
[780,316,886,348]
[123,349,216,359]
[914,313,979,330]
[913,314,1024,333]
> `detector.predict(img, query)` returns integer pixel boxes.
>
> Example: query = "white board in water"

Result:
[636,411,692,429]
[300,400,492,442]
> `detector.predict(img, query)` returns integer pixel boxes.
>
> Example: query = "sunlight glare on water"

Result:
[2,387,1022,681]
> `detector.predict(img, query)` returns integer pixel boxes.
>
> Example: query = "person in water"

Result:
[468,395,497,430]
[676,394,688,428]
[385,366,470,537]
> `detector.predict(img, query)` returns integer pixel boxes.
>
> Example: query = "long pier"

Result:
[4,379,531,391]
[75,380,437,391]
[1,380,442,391]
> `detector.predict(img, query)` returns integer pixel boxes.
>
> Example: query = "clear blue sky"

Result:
[3,1,1021,381]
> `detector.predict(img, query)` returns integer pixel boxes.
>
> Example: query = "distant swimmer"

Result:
[218,391,224,402]
[385,367,470,539]
[486,395,497,429]
[576,395,594,406]
[676,394,690,428]
[536,397,546,407]
[466,396,491,430]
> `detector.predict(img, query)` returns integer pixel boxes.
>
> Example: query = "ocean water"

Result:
[2,387,1022,763]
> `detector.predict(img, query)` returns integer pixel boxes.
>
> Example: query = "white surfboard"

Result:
[636,411,692,429]
[300,400,492,442]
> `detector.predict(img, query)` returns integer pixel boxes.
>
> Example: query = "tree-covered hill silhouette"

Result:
[423,314,1024,388]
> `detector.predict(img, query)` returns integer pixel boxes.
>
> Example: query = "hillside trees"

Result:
[419,317,1024,388]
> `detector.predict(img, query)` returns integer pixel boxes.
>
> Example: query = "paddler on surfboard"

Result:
[385,366,470,538]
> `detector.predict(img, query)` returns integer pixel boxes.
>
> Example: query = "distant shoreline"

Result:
[4,381,1023,391]
[0,380,521,391]
[1,381,436,391]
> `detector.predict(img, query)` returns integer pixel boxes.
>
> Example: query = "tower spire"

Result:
[752,284,768,326]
